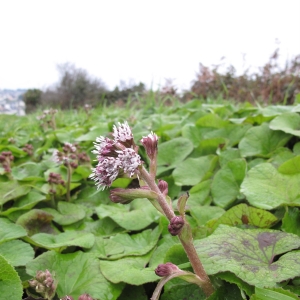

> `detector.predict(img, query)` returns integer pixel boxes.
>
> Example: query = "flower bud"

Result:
[140,132,158,160]
[168,216,185,236]
[158,179,168,196]
[78,293,94,300]
[155,262,180,277]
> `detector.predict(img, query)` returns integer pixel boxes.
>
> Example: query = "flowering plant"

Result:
[90,122,214,298]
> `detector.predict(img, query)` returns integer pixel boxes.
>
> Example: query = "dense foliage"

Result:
[2,97,300,299]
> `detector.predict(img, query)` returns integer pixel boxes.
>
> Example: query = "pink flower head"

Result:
[113,121,133,144]
[90,122,143,190]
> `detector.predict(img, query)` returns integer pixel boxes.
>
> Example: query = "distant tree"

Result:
[42,63,107,109]
[23,89,42,113]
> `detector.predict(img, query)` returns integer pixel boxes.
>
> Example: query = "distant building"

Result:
[0,89,26,116]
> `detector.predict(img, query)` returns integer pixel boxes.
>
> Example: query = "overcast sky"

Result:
[1,0,299,91]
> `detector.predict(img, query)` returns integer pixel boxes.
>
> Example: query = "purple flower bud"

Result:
[78,293,94,300]
[155,262,180,277]
[168,216,185,236]
[140,132,158,160]
[158,179,168,196]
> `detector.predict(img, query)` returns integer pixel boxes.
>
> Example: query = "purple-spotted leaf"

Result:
[16,209,55,236]
[207,203,277,231]
[241,163,300,209]
[26,250,123,300]
[195,225,300,287]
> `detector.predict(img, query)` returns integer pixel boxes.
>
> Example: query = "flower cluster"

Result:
[52,142,89,169]
[48,172,65,194]
[29,269,56,299]
[22,143,34,156]
[90,122,143,190]
[37,108,58,130]
[0,151,14,173]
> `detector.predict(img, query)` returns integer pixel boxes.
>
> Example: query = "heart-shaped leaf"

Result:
[241,163,300,209]
[0,218,27,244]
[239,123,291,157]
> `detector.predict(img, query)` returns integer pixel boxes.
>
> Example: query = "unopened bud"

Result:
[168,216,184,236]
[140,132,158,160]
[158,180,168,196]
[155,262,180,277]
[78,293,94,300]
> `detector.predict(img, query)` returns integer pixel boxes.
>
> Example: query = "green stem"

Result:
[66,164,72,202]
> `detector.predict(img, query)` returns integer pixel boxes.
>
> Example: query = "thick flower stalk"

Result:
[90,122,214,297]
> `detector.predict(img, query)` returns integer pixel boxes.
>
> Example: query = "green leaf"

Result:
[269,112,300,137]
[190,206,225,227]
[161,281,207,300]
[75,125,109,141]
[149,235,179,268]
[211,158,246,207]
[217,272,254,296]
[0,181,31,205]
[241,163,300,209]
[157,137,194,167]
[173,155,218,186]
[42,201,86,225]
[26,250,123,300]
[188,180,212,207]
[0,254,23,299]
[282,207,300,236]
[99,251,159,285]
[195,225,300,287]
[28,231,95,250]
[0,218,27,244]
[196,113,229,128]
[208,203,277,231]
[11,162,43,180]
[117,285,148,300]
[88,227,161,259]
[239,123,291,157]
[254,287,299,300]
[278,155,300,174]
[0,240,34,266]
[0,191,46,216]
[95,199,160,231]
